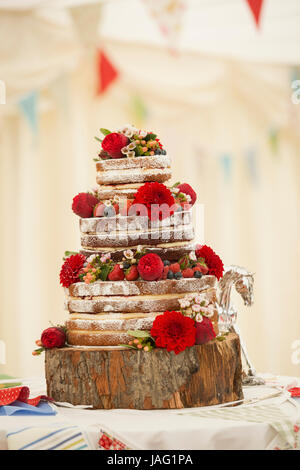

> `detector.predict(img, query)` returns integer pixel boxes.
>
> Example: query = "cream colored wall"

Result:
[0,47,300,378]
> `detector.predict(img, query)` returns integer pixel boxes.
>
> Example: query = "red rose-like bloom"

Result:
[195,317,216,345]
[72,192,99,218]
[137,253,164,281]
[151,311,196,355]
[41,327,66,349]
[102,132,129,159]
[177,183,197,206]
[195,244,224,280]
[60,254,86,288]
[133,182,175,221]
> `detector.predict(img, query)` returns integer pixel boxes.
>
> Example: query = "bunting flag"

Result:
[244,148,259,185]
[219,153,232,182]
[130,95,149,126]
[245,0,264,28]
[142,0,186,53]
[18,91,38,135]
[269,127,280,156]
[97,50,119,95]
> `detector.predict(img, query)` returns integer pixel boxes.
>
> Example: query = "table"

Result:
[0,374,299,450]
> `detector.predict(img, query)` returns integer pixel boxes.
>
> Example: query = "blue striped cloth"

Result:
[6,424,90,450]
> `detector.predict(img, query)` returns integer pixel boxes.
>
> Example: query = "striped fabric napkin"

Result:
[6,425,91,450]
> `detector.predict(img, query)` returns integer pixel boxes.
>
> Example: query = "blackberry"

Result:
[162,149,167,155]
[174,272,183,279]
[163,260,171,266]
[167,270,174,279]
[155,148,162,155]
[194,271,203,278]
[123,261,131,270]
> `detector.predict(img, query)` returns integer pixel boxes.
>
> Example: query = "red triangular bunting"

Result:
[97,50,119,94]
[245,0,264,28]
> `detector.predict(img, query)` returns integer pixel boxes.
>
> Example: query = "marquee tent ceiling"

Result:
[0,0,299,64]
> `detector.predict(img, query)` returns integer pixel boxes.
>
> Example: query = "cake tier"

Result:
[96,155,171,185]
[80,210,194,249]
[65,277,217,346]
[80,241,196,261]
[97,183,143,201]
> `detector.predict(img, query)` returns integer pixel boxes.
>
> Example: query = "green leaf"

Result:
[172,182,180,188]
[100,128,111,136]
[127,330,152,339]
[94,136,102,143]
[145,133,157,141]
[64,251,78,258]
[99,264,113,281]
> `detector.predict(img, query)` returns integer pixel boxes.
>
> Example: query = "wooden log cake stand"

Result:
[45,333,243,410]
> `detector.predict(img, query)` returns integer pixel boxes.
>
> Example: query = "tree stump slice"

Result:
[45,333,243,409]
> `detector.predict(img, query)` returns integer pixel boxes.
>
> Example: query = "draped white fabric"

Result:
[0,0,300,378]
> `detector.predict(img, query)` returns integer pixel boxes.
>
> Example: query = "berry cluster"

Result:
[160,253,208,280]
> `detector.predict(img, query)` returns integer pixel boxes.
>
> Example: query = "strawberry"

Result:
[182,268,194,278]
[113,203,119,215]
[108,264,125,281]
[177,183,197,205]
[120,199,133,216]
[125,265,139,281]
[93,202,106,217]
[169,263,180,273]
[159,265,169,280]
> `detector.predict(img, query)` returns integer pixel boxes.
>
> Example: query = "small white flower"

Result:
[195,313,203,323]
[119,263,124,269]
[185,194,192,202]
[195,295,206,305]
[172,187,180,194]
[100,253,111,263]
[136,245,143,253]
[189,251,197,261]
[127,151,135,158]
[192,304,201,312]
[201,306,214,318]
[124,249,134,259]
[179,299,190,309]
[87,254,97,263]
[128,142,136,150]
[139,130,147,138]
[122,146,129,154]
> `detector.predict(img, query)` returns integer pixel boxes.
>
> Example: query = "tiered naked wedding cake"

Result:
[44,125,243,409]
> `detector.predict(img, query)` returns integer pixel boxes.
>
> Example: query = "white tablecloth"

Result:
[0,374,299,450]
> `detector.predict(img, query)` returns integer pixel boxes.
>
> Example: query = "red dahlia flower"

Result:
[195,317,216,345]
[195,244,224,280]
[102,132,129,159]
[133,182,175,221]
[60,254,86,288]
[72,192,99,218]
[150,311,196,355]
